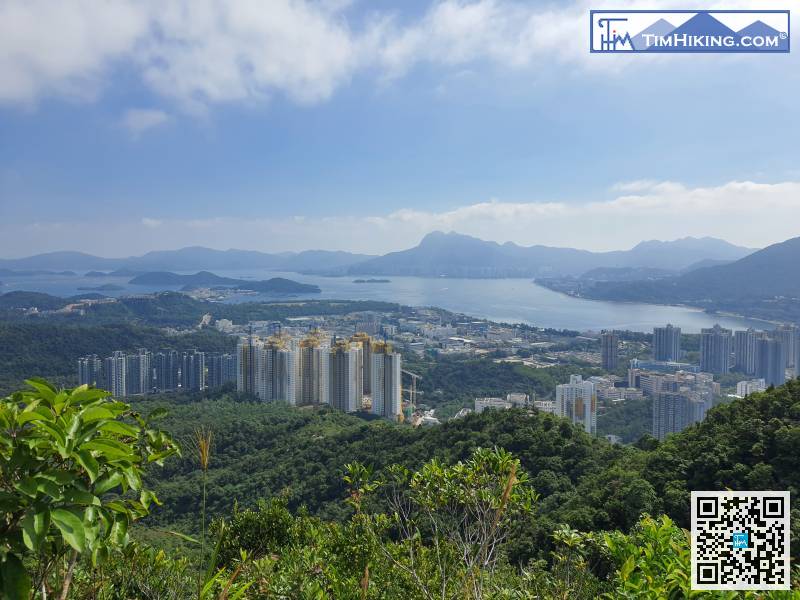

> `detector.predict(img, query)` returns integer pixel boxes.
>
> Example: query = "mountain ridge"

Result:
[348,231,754,278]
[544,234,800,322]
[0,233,756,279]
[0,247,374,274]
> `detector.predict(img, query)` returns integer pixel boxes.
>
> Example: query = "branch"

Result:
[58,550,79,600]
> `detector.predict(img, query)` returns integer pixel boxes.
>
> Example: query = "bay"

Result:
[0,270,770,333]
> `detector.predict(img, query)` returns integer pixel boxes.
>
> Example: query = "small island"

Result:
[77,283,125,291]
[129,271,321,294]
[353,278,391,284]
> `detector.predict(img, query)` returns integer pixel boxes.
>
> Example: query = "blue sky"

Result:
[1,0,799,257]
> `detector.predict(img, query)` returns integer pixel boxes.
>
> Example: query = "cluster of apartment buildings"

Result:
[593,322,798,440]
[472,375,601,435]
[599,322,799,388]
[78,350,236,397]
[473,367,716,441]
[598,324,685,372]
[627,364,718,440]
[658,323,798,386]
[469,357,732,442]
[77,330,403,421]
[235,332,402,420]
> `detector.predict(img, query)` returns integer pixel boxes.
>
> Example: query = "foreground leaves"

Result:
[0,379,179,598]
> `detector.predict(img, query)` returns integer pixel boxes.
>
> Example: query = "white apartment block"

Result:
[736,378,767,397]
[474,397,510,413]
[555,374,596,434]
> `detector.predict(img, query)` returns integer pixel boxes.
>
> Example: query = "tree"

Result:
[0,379,179,599]
[347,447,537,600]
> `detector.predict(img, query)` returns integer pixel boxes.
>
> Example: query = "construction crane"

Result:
[402,369,422,406]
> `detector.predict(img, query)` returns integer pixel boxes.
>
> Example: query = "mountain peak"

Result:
[418,231,490,246]
[630,236,748,251]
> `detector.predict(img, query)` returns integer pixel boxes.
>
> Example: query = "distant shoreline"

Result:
[530,280,784,328]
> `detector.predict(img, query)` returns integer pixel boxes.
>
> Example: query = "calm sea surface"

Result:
[0,270,769,333]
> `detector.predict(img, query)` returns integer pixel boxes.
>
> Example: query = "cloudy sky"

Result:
[1,0,798,257]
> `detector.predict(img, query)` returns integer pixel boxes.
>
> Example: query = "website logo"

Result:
[731,532,749,549]
[590,10,790,53]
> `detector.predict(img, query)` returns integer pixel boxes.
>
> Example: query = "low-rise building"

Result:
[475,397,511,413]
[533,400,555,414]
[736,378,767,396]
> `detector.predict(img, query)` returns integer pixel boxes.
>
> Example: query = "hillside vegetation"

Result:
[135,379,800,563]
[0,291,401,327]
[2,378,799,597]
[559,236,800,322]
[0,323,236,394]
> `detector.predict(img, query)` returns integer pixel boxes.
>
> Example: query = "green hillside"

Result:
[135,379,800,563]
[0,290,400,327]
[3,377,800,597]
[0,322,236,394]
[575,236,800,322]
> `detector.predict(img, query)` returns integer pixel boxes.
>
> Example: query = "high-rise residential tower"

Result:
[104,351,127,398]
[351,332,373,395]
[773,324,798,370]
[264,336,298,404]
[298,334,329,406]
[370,341,402,420]
[329,340,363,413]
[700,325,732,374]
[153,350,180,392]
[125,349,152,395]
[600,330,619,371]
[734,329,762,375]
[555,374,596,435]
[237,335,262,397]
[77,354,103,387]
[181,350,205,391]
[757,337,786,387]
[206,353,237,389]
[653,324,681,362]
[651,392,704,440]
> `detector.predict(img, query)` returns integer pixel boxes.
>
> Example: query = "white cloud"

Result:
[4,0,793,112]
[138,0,376,111]
[0,0,384,111]
[3,180,800,257]
[141,217,163,228]
[0,0,149,104]
[122,109,169,137]
[379,0,588,77]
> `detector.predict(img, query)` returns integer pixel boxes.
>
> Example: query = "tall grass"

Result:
[191,427,213,566]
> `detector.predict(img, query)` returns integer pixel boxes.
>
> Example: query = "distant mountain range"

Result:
[347,231,754,278]
[0,233,755,280]
[584,235,800,301]
[0,247,374,275]
[540,235,800,323]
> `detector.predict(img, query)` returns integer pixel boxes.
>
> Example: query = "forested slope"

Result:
[135,379,800,562]
[0,323,236,394]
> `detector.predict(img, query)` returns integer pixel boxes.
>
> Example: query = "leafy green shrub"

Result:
[0,379,178,598]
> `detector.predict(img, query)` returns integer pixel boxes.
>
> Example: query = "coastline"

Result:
[530,280,786,328]
[1,272,775,333]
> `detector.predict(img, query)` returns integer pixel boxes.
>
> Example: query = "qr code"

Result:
[691,491,790,590]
